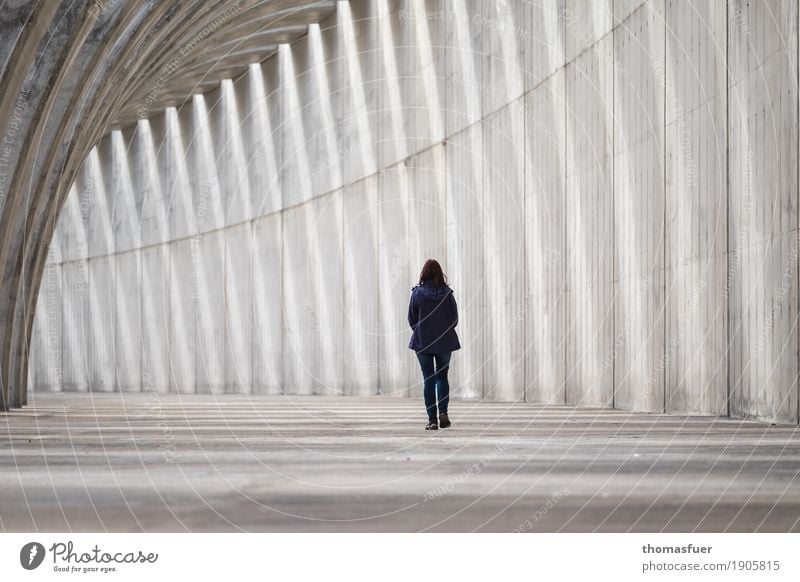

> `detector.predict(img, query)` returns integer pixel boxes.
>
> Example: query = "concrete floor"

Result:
[1,393,799,532]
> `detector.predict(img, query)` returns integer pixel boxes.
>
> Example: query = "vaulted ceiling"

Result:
[110,0,337,127]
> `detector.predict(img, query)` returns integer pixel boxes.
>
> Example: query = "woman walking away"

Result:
[408,259,460,430]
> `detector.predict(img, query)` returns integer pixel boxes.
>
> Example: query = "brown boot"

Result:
[439,412,451,428]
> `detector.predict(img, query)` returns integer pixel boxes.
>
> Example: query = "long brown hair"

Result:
[418,259,448,287]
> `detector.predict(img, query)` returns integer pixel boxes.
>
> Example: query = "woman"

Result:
[408,259,460,430]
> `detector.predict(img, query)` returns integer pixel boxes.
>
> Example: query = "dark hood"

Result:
[415,282,451,301]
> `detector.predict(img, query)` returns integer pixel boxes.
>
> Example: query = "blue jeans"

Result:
[416,352,451,421]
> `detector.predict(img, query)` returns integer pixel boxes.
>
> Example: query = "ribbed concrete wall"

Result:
[30,0,800,424]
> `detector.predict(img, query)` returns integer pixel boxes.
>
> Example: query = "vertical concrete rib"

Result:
[726,0,731,419]
[611,0,619,408]
[564,1,569,406]
[661,0,666,414]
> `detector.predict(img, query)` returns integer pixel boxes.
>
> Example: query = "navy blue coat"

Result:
[408,281,461,354]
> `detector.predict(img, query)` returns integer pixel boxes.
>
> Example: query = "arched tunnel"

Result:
[1,0,800,534]
[1,0,344,410]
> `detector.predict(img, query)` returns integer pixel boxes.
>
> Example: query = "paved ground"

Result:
[1,393,799,532]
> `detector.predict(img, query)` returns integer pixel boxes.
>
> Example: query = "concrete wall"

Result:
[29,0,800,424]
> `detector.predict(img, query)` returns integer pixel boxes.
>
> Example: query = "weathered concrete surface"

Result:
[28,0,800,425]
[9,0,800,426]
[1,393,799,532]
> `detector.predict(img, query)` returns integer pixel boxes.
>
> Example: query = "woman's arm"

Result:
[449,290,458,328]
[408,290,418,328]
